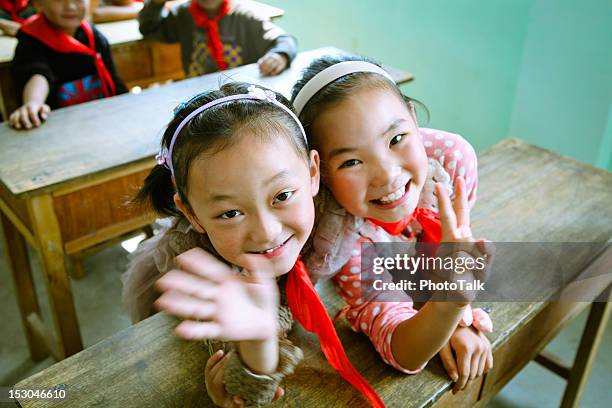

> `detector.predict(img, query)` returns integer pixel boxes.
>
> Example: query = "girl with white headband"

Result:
[293,55,495,393]
[122,82,385,407]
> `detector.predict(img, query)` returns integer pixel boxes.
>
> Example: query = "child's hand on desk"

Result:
[439,326,493,394]
[258,52,288,76]
[9,101,51,130]
[204,350,284,407]
[155,247,279,341]
[433,176,495,304]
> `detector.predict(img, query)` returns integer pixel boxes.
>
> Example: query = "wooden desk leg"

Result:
[0,212,48,361]
[27,194,83,358]
[560,285,611,408]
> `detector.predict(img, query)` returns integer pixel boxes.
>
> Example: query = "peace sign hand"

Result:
[432,177,495,304]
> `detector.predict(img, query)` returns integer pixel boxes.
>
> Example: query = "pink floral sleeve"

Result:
[419,128,478,208]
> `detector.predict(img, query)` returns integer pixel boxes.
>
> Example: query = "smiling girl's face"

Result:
[312,85,428,223]
[176,131,320,277]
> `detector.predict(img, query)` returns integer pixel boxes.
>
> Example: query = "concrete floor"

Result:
[1,224,610,407]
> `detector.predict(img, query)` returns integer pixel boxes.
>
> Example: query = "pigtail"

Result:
[133,164,179,217]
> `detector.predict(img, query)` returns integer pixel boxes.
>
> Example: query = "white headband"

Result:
[293,61,395,116]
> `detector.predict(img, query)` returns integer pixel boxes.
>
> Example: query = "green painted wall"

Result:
[265,0,611,170]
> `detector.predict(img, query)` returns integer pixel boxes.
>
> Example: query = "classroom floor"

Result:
[0,224,610,407]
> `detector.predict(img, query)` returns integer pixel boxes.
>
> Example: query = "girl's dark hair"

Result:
[290,54,428,151]
[136,82,308,216]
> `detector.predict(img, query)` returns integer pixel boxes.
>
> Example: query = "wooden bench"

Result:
[0,0,284,118]
[13,139,612,407]
[0,46,414,362]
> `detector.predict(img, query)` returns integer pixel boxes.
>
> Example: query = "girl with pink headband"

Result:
[122,82,385,407]
[292,55,495,393]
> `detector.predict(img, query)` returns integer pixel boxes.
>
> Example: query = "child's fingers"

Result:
[435,182,457,239]
[477,346,487,378]
[240,254,276,282]
[230,396,244,408]
[210,353,228,386]
[486,345,494,373]
[453,348,471,392]
[155,290,217,320]
[438,343,459,382]
[41,104,50,120]
[469,348,481,382]
[156,269,217,299]
[175,320,222,340]
[205,350,225,377]
[480,331,494,373]
[28,105,41,127]
[20,107,32,129]
[175,248,233,283]
[271,386,285,402]
[452,176,471,232]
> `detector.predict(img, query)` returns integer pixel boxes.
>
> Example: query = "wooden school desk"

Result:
[0,46,414,362]
[0,0,284,118]
[13,139,611,407]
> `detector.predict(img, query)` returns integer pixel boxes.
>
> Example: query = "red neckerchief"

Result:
[20,13,116,97]
[286,258,385,408]
[0,0,28,23]
[188,0,230,71]
[367,207,441,242]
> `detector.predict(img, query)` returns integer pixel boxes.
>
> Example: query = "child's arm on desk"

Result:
[392,178,494,373]
[9,74,50,130]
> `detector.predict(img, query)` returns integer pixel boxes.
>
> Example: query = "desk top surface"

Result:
[0,46,413,197]
[15,139,612,407]
[0,0,283,63]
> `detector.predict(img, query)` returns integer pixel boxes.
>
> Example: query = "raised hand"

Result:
[155,248,279,342]
[433,176,495,303]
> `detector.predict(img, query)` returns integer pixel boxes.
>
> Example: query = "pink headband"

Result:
[156,86,307,177]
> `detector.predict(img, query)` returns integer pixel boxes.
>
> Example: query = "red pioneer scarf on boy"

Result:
[20,13,116,97]
[286,258,385,408]
[0,0,29,23]
[189,0,230,70]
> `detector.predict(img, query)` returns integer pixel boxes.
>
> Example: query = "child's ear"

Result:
[308,149,320,196]
[173,193,206,233]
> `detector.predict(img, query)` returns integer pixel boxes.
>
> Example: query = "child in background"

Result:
[138,0,297,77]
[122,82,384,407]
[0,0,36,36]
[9,0,127,130]
[292,55,494,393]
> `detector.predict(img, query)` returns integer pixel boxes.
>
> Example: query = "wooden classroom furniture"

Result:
[0,46,413,362]
[0,0,284,118]
[13,139,612,407]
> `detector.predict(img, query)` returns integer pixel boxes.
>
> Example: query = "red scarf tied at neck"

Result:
[286,258,385,408]
[189,0,230,71]
[0,0,29,23]
[368,207,441,242]
[20,13,116,97]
